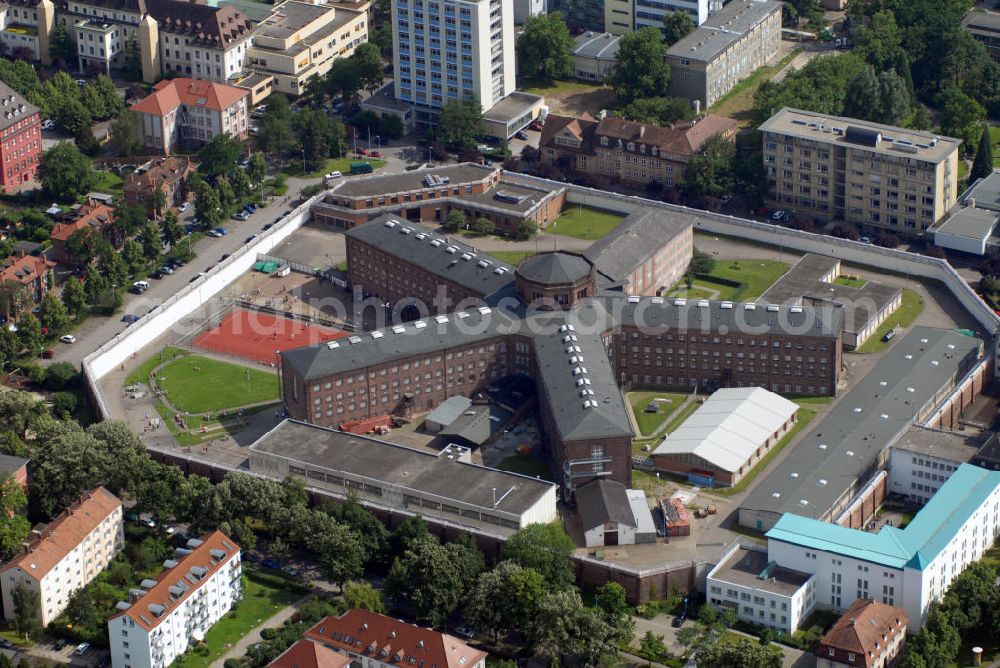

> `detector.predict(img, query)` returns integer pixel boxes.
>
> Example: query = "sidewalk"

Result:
[209,594,311,668]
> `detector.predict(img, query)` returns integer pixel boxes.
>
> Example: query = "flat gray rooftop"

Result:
[667,0,781,63]
[362,82,414,114]
[893,425,984,464]
[256,1,331,39]
[461,181,553,214]
[573,31,621,60]
[250,420,555,516]
[712,546,812,596]
[484,92,543,124]
[961,172,1000,212]
[963,10,1000,34]
[741,327,983,522]
[934,207,999,241]
[331,164,496,199]
[759,253,902,335]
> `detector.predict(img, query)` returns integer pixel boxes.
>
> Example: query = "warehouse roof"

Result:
[426,396,473,429]
[742,327,983,523]
[331,164,496,199]
[438,403,513,447]
[344,216,515,299]
[584,207,694,284]
[892,425,984,464]
[250,420,556,517]
[576,479,634,530]
[573,31,621,60]
[767,463,1000,570]
[652,387,798,473]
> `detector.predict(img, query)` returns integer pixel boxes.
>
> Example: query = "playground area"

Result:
[192,308,347,365]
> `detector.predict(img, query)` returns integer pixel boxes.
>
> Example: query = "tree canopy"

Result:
[607,27,671,102]
[38,142,95,201]
[662,10,694,46]
[516,12,575,80]
[499,522,576,590]
[437,97,485,151]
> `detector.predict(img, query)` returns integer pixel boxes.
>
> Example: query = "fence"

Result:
[255,252,325,276]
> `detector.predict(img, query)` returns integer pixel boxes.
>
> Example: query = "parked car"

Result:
[529,120,544,131]
[53,639,68,651]
[355,148,369,157]
[41,349,54,359]
[232,211,250,221]
[74,79,87,87]
[262,223,274,230]
[214,227,229,236]
[325,171,343,180]
[60,334,76,344]
[882,328,896,343]
[177,202,190,213]
[130,280,149,294]
[859,236,873,244]
[245,235,258,244]
[122,314,141,324]
[245,203,258,212]
[220,253,231,262]
[368,150,384,158]
[159,265,175,275]
[41,119,56,131]
[167,258,185,268]
[141,517,156,528]
[239,158,251,168]
[189,272,206,283]
[672,612,686,627]
[515,130,528,140]
[770,210,788,222]
[207,229,223,238]
[150,270,163,280]
[0,638,13,649]
[74,643,90,656]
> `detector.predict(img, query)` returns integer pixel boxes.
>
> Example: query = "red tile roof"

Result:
[50,201,116,242]
[131,78,248,117]
[0,254,54,286]
[268,640,350,668]
[304,610,487,668]
[109,530,241,632]
[817,599,908,668]
[595,113,737,156]
[125,157,195,191]
[2,487,120,580]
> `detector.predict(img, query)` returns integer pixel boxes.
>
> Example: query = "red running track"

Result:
[192,309,347,365]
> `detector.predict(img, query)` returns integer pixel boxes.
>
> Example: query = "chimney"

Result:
[693,99,701,115]
[968,197,976,208]
[598,109,607,120]
[849,618,856,626]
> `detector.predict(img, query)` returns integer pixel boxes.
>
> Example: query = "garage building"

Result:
[577,479,656,547]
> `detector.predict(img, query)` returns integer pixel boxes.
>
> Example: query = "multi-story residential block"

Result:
[301,610,487,668]
[706,543,816,634]
[75,18,122,73]
[123,157,195,217]
[0,3,45,60]
[145,0,255,82]
[634,0,708,33]
[0,487,123,627]
[130,77,249,154]
[108,531,242,668]
[963,11,1000,63]
[246,0,367,97]
[665,0,781,107]
[765,463,1000,630]
[0,82,40,193]
[760,108,962,235]
[49,198,122,265]
[539,112,737,190]
[887,426,983,506]
[390,0,515,127]
[0,252,55,318]
[815,599,907,668]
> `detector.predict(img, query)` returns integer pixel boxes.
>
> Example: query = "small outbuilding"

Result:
[424,396,473,433]
[577,479,656,547]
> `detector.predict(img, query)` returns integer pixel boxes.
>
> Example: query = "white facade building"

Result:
[706,543,816,634]
[634,0,709,32]
[766,463,1000,631]
[1,487,123,627]
[108,531,242,668]
[391,0,515,128]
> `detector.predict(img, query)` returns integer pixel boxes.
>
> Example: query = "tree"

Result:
[752,53,868,125]
[121,39,142,81]
[500,523,575,590]
[48,23,73,64]
[513,219,538,241]
[389,515,429,557]
[11,583,41,640]
[465,562,542,644]
[941,87,986,154]
[681,134,735,199]
[694,637,783,668]
[257,94,296,156]
[844,65,880,121]
[61,277,86,318]
[197,134,242,181]
[90,75,124,119]
[516,12,575,80]
[471,216,494,236]
[65,228,96,266]
[529,589,618,666]
[311,524,365,588]
[325,58,363,106]
[55,96,92,138]
[139,223,161,262]
[122,238,146,274]
[44,362,77,391]
[877,70,911,125]
[38,143,96,201]
[372,23,393,58]
[441,210,466,232]
[343,580,385,613]
[352,42,386,95]
[160,211,183,248]
[438,98,484,151]
[37,294,70,337]
[15,314,41,357]
[294,108,347,172]
[151,186,167,219]
[193,181,223,229]
[662,10,694,46]
[216,176,235,208]
[247,153,267,185]
[384,536,467,626]
[607,27,670,102]
[853,10,905,72]
[594,582,634,646]
[639,630,668,661]
[688,247,715,275]
[0,474,28,560]
[109,110,142,157]
[971,125,994,183]
[620,97,693,125]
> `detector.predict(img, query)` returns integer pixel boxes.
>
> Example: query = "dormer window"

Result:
[600,136,608,147]
[627,142,635,151]
[652,146,658,156]
[640,144,646,154]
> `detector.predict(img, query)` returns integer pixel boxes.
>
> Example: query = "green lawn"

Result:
[520,78,610,97]
[706,259,790,300]
[497,455,553,481]
[489,250,536,266]
[854,288,925,354]
[551,205,625,240]
[665,286,719,300]
[156,355,279,413]
[665,276,744,301]
[91,170,124,197]
[990,125,1000,168]
[173,572,302,668]
[126,346,189,386]
[709,49,802,127]
[628,391,687,437]
[833,275,867,288]
[282,157,386,179]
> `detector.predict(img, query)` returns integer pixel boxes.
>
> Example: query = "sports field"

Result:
[193,309,346,364]
[157,354,280,413]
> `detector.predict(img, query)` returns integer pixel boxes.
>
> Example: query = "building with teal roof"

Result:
[763,463,1000,631]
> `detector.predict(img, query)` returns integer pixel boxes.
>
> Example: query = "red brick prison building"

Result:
[312,163,566,234]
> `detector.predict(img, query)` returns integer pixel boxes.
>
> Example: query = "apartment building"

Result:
[665,0,781,107]
[0,253,55,318]
[634,0,709,32]
[391,0,515,127]
[815,600,907,668]
[759,108,962,235]
[301,610,487,668]
[108,532,242,668]
[0,3,44,61]
[75,18,122,73]
[49,198,123,265]
[131,77,249,154]
[145,0,255,82]
[246,0,367,97]
[0,82,40,193]
[539,112,737,189]
[1,487,123,627]
[887,426,983,506]
[963,11,1000,63]
[123,157,195,217]
[766,463,1000,630]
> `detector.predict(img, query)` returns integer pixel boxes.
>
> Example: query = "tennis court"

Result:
[193,309,347,364]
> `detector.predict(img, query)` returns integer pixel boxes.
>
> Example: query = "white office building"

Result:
[766,463,1000,631]
[634,0,710,32]
[108,532,242,668]
[391,0,515,127]
[1,487,123,627]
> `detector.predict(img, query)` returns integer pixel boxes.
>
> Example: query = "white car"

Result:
[60,335,76,344]
[325,171,343,180]
[207,230,223,238]
[177,202,190,213]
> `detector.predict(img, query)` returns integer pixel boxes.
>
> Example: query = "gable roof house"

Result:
[49,199,121,264]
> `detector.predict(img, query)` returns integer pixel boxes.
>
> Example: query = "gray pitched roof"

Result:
[576,479,634,529]
[0,81,39,133]
[584,207,694,284]
[344,217,515,300]
[517,252,593,285]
